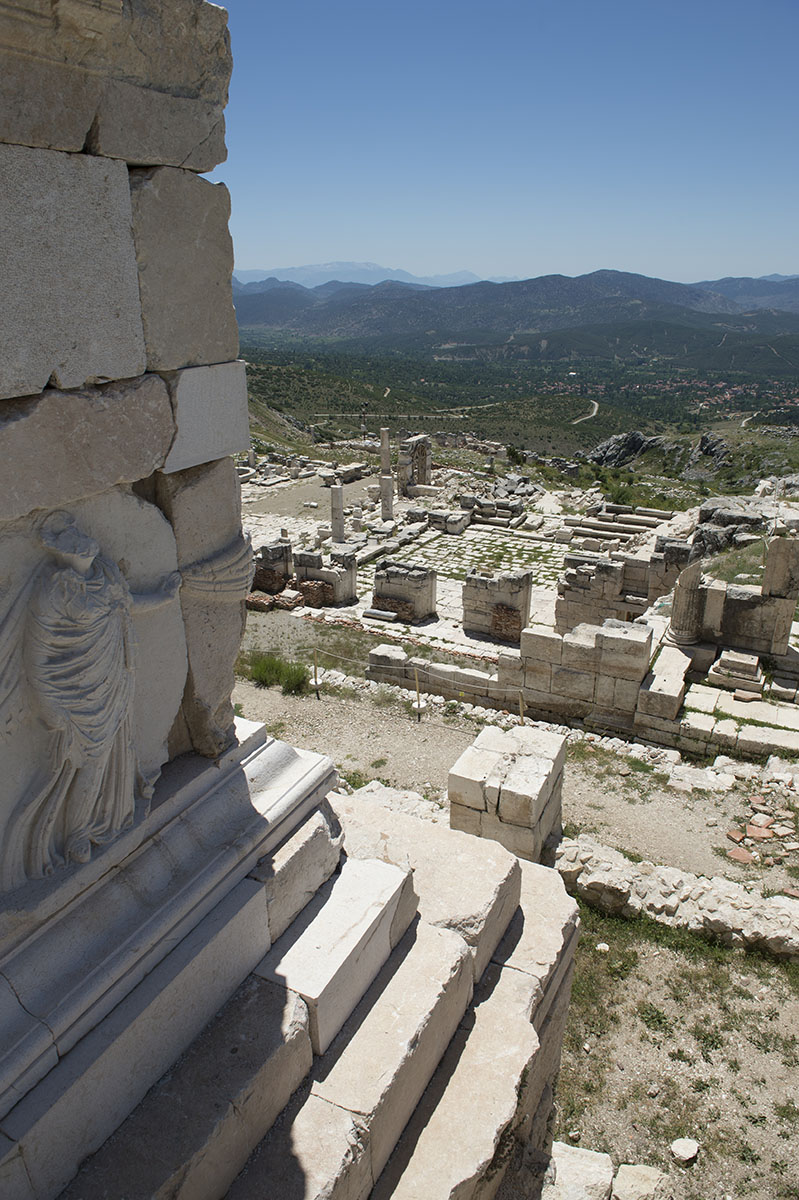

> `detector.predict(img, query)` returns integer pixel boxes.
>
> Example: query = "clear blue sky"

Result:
[210,0,799,283]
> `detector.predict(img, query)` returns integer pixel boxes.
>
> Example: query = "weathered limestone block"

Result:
[521,627,563,664]
[250,801,344,943]
[0,0,230,160]
[0,376,174,523]
[0,492,187,891]
[542,1142,614,1200]
[561,625,600,670]
[254,857,416,1054]
[129,167,238,372]
[0,144,145,400]
[162,361,250,474]
[762,536,799,598]
[89,79,226,171]
[155,458,252,757]
[551,666,595,703]
[0,51,98,153]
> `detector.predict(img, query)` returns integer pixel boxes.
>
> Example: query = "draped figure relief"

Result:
[0,510,181,889]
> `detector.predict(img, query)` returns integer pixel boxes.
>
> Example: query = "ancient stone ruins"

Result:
[0,3,580,1198]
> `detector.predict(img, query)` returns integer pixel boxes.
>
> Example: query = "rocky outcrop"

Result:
[586,431,663,468]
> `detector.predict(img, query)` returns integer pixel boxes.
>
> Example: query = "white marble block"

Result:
[0,143,145,400]
[129,166,239,371]
[162,361,250,474]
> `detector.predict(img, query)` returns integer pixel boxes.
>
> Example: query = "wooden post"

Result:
[314,650,320,700]
[518,690,525,725]
[414,668,422,723]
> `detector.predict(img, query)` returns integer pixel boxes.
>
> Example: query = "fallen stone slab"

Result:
[542,1141,614,1200]
[612,1162,670,1200]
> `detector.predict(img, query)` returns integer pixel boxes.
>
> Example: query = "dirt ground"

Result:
[234,675,799,1199]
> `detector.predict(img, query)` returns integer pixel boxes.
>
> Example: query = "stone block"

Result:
[162,361,250,473]
[227,1091,372,1200]
[542,1142,614,1200]
[561,625,601,670]
[612,1162,669,1200]
[448,745,505,811]
[155,458,251,757]
[312,922,474,1180]
[497,757,553,826]
[525,661,553,692]
[0,375,174,524]
[594,674,616,710]
[0,144,145,400]
[250,801,344,943]
[89,78,226,171]
[598,623,653,680]
[551,666,596,703]
[372,983,541,1200]
[521,627,563,664]
[254,857,416,1054]
[332,791,520,981]
[129,166,238,371]
[613,677,642,712]
[0,51,98,153]
[479,811,542,862]
[449,801,482,836]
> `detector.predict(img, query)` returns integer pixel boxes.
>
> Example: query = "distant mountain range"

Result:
[233,262,518,289]
[234,268,799,375]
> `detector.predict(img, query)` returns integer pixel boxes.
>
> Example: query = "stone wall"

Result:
[557,836,799,959]
[0,0,253,880]
[462,568,533,643]
[372,559,437,621]
[294,548,357,606]
[555,540,690,632]
[367,618,657,732]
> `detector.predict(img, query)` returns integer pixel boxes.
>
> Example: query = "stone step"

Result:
[372,861,579,1200]
[59,978,313,1200]
[228,919,475,1199]
[253,857,417,1055]
[55,802,348,1200]
[331,785,521,980]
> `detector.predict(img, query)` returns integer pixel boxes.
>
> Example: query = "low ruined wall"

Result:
[555,541,690,633]
[372,559,436,621]
[556,836,799,959]
[462,569,533,643]
[367,618,657,733]
[294,548,357,605]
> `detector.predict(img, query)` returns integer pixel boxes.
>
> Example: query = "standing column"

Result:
[380,427,391,476]
[380,473,394,522]
[666,560,704,645]
[330,483,345,543]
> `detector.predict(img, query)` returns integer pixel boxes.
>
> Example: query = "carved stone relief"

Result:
[0,490,187,891]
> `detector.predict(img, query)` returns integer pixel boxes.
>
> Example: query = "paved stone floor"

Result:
[357,527,568,591]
